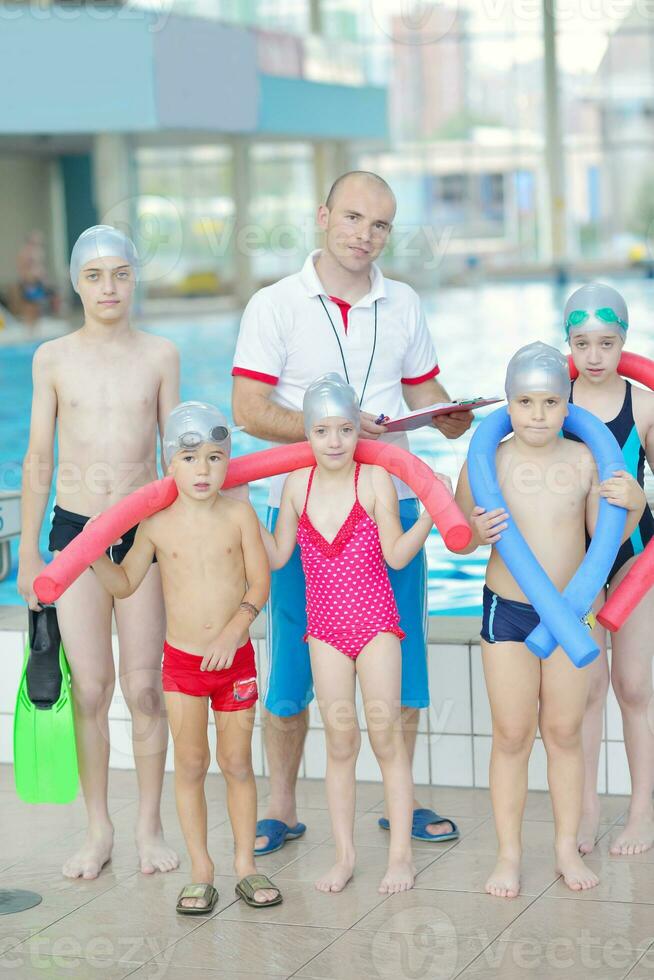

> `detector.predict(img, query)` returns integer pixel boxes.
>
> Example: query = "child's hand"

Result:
[600,471,646,512]
[470,505,509,545]
[201,629,239,671]
[85,514,122,547]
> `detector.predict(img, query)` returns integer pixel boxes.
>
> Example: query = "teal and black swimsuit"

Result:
[569,379,654,583]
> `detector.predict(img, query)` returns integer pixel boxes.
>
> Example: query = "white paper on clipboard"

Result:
[382,397,503,433]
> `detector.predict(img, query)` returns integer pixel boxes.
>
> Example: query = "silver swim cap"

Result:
[70,225,139,292]
[505,342,570,401]
[303,373,360,436]
[163,401,232,465]
[564,282,628,340]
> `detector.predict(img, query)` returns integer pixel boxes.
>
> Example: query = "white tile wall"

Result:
[355,733,382,783]
[527,739,549,792]
[249,723,264,777]
[1,631,29,765]
[606,667,623,740]
[303,728,328,779]
[429,733,473,787]
[0,631,24,714]
[411,732,431,786]
[597,741,607,794]
[470,644,492,736]
[0,624,641,795]
[108,719,137,771]
[0,713,13,766]
[427,644,471,734]
[607,740,632,796]
[473,735,491,789]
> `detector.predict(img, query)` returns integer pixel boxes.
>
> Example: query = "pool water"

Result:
[3,279,654,613]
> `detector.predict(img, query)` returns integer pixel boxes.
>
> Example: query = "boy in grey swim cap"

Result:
[454,341,644,900]
[504,341,570,403]
[70,225,139,324]
[91,400,282,913]
[69,225,140,293]
[163,401,233,467]
[18,224,180,882]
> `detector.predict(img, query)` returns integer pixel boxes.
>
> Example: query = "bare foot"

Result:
[234,859,281,905]
[577,798,601,855]
[137,830,180,875]
[609,812,654,856]
[62,825,114,880]
[555,846,599,891]
[315,860,354,893]
[178,859,214,910]
[485,854,521,899]
[379,858,415,895]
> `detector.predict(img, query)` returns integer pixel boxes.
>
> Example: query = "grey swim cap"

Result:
[505,342,570,401]
[163,401,232,465]
[303,373,360,436]
[564,282,628,340]
[70,225,139,292]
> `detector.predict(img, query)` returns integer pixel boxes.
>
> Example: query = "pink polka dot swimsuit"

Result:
[297,462,405,659]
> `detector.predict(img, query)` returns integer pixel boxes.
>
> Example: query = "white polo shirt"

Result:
[232,250,440,507]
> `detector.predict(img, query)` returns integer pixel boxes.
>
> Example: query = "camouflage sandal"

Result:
[235,873,283,908]
[176,882,219,916]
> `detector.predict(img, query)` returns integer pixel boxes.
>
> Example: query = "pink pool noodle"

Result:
[34,440,471,604]
[569,351,654,631]
[34,478,179,604]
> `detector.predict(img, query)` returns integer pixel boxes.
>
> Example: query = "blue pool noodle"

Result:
[468,405,620,668]
[526,404,626,657]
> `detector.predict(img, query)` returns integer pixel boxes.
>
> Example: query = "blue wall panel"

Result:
[60,154,97,256]
[0,15,387,141]
[153,17,258,132]
[0,14,158,133]
[258,76,387,139]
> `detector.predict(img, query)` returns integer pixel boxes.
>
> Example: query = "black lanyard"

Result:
[318,295,378,410]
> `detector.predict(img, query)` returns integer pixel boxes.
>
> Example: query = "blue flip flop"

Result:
[254,819,307,856]
[378,808,460,843]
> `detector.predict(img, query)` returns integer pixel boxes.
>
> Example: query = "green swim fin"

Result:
[14,607,78,804]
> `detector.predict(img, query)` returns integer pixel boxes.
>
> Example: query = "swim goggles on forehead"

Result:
[177,426,230,450]
[565,307,628,337]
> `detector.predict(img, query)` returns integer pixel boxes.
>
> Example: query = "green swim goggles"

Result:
[565,307,628,338]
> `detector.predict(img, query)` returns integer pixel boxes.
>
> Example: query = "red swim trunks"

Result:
[162,638,258,712]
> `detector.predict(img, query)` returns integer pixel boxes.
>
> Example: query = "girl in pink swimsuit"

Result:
[260,374,447,897]
[297,459,405,658]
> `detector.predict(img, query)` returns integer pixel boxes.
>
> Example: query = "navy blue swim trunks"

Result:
[481,585,541,644]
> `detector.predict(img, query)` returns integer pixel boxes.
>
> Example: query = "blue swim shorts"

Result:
[480,585,541,644]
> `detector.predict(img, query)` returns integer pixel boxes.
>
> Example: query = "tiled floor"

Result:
[0,765,653,979]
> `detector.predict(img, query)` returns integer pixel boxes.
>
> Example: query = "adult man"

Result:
[18,225,180,879]
[232,172,472,853]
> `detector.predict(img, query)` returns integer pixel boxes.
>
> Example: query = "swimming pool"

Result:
[3,279,654,612]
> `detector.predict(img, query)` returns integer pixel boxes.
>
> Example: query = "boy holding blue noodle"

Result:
[455,342,645,898]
